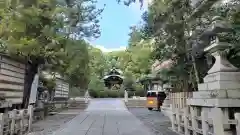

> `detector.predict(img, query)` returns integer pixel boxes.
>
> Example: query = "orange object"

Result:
[146,91,158,110]
[146,90,166,110]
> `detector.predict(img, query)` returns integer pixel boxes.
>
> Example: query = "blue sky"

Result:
[89,0,148,52]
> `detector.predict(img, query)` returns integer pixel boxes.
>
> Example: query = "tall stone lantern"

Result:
[187,16,240,135]
[162,83,174,117]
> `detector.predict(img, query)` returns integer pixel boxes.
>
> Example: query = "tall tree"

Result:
[0,0,102,107]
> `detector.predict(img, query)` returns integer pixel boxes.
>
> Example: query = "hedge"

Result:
[88,89,145,98]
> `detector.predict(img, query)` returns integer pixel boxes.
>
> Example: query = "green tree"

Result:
[0,0,102,107]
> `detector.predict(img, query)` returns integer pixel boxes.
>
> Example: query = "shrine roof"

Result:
[103,74,124,80]
[108,68,123,75]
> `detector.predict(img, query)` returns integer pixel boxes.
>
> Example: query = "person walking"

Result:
[157,92,167,111]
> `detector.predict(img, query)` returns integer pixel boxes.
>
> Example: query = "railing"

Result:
[168,92,240,135]
[171,106,240,135]
[0,105,33,135]
[169,92,193,111]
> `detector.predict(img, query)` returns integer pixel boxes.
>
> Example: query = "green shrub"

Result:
[106,90,119,98]
[89,88,130,98]
[135,89,145,97]
[99,91,108,98]
[118,90,124,98]
[127,91,134,98]
[69,87,85,97]
[89,89,99,98]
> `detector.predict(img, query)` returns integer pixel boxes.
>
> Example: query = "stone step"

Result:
[68,101,88,109]
[125,100,146,108]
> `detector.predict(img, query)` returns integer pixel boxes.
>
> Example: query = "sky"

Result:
[89,0,148,52]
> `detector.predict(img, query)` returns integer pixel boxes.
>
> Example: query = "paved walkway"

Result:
[129,108,178,135]
[52,99,155,135]
[30,109,83,135]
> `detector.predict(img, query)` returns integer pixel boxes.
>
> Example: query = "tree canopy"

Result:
[0,0,103,106]
[135,0,240,91]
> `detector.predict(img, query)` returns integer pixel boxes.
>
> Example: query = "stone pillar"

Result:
[84,90,89,103]
[28,105,34,133]
[10,109,17,135]
[234,113,240,135]
[0,113,4,135]
[161,84,173,117]
[201,108,209,135]
[212,108,224,135]
[124,90,128,102]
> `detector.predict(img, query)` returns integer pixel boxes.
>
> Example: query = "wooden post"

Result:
[212,107,224,135]
[10,109,17,135]
[0,113,4,135]
[190,106,197,135]
[184,107,190,135]
[28,105,33,132]
[201,108,208,135]
[235,113,240,135]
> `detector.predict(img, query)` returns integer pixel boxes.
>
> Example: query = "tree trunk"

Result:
[192,55,200,85]
[22,61,39,108]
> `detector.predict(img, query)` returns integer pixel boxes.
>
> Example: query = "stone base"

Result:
[188,90,240,107]
[198,72,240,91]
[204,72,240,82]
[187,98,240,107]
[192,89,240,99]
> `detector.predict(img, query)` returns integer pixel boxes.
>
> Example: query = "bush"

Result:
[69,87,85,97]
[99,91,108,98]
[127,91,134,98]
[106,90,119,98]
[118,90,124,98]
[88,89,125,98]
[89,89,99,98]
[135,89,145,97]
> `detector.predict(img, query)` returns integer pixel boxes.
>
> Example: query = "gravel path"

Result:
[29,109,83,135]
[128,108,178,135]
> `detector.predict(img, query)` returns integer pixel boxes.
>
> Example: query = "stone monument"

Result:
[161,83,173,117]
[187,16,240,135]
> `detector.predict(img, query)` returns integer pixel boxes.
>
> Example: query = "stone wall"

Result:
[124,98,146,108]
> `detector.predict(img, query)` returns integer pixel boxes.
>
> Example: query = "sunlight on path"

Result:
[86,98,128,111]
[52,99,154,135]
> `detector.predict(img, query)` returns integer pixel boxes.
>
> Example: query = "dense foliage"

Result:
[135,0,240,92]
[0,0,102,105]
[86,28,152,97]
[2,0,239,100]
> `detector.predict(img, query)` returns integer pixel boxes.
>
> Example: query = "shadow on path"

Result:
[129,108,178,135]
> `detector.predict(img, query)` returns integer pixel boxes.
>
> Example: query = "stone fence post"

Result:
[84,90,89,103]
[183,107,189,135]
[10,109,17,135]
[235,113,240,135]
[212,107,224,135]
[124,90,128,102]
[28,105,33,133]
[201,108,208,135]
[0,113,4,135]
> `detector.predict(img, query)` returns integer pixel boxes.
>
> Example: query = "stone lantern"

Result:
[203,16,238,74]
[187,16,240,135]
[162,83,174,117]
